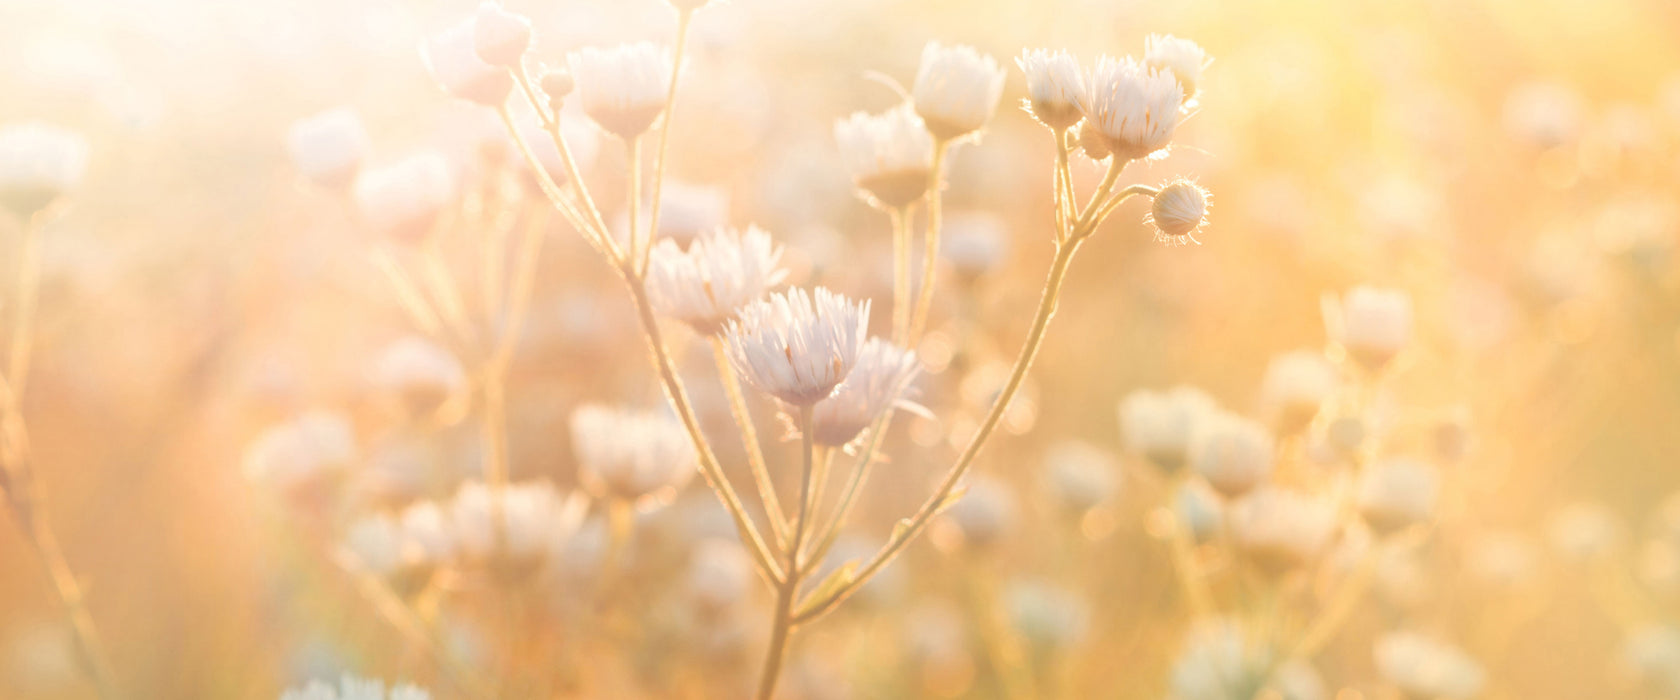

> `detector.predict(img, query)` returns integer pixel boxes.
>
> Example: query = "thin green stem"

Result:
[639,8,694,278]
[710,335,789,546]
[755,406,816,700]
[624,279,781,583]
[795,237,1086,624]
[890,206,913,344]
[907,140,951,347]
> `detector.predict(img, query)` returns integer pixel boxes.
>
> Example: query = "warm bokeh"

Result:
[2,0,1680,698]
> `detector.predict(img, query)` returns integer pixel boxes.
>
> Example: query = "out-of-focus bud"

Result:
[912,42,1007,141]
[539,68,575,105]
[1144,34,1211,108]
[1323,414,1366,458]
[1005,580,1088,654]
[1431,406,1472,463]
[1259,350,1337,435]
[1119,386,1216,475]
[1374,632,1485,700]
[1547,501,1622,563]
[370,336,466,420]
[0,122,89,220]
[353,152,456,243]
[1355,457,1439,535]
[941,477,1015,551]
[1622,624,1680,698]
[834,106,933,210]
[1464,531,1538,590]
[1189,411,1274,499]
[423,19,514,106]
[1041,440,1119,516]
[472,2,532,68]
[570,43,672,140]
[1325,286,1413,372]
[1147,179,1210,245]
[686,539,753,615]
[569,404,698,511]
[940,211,1010,281]
[1228,486,1337,576]
[243,411,357,510]
[286,108,370,191]
[450,480,584,581]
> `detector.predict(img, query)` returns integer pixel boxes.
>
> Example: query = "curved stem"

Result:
[890,206,913,345]
[9,214,42,400]
[710,335,788,545]
[755,406,816,700]
[795,237,1085,624]
[624,280,781,583]
[495,103,614,261]
[907,140,950,347]
[805,409,895,565]
[639,8,694,278]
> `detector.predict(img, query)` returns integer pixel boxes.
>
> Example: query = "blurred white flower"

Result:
[647,225,788,335]
[940,210,1011,278]
[1175,479,1225,544]
[471,2,532,68]
[1228,486,1337,575]
[1016,49,1085,130]
[569,404,697,509]
[912,42,1007,141]
[686,538,754,613]
[287,108,370,191]
[1119,386,1217,474]
[450,480,584,570]
[342,501,454,593]
[943,476,1016,549]
[1547,501,1622,562]
[1325,286,1413,372]
[834,105,934,209]
[353,152,456,243]
[1005,580,1088,653]
[1169,620,1324,700]
[422,18,513,106]
[1464,531,1538,589]
[1502,81,1582,149]
[1147,178,1210,245]
[0,122,89,219]
[1144,34,1211,107]
[1042,440,1118,515]
[1076,56,1183,160]
[725,287,869,406]
[1356,457,1439,535]
[570,43,672,139]
[1373,631,1485,700]
[1189,411,1274,499]
[243,411,356,503]
[279,674,430,700]
[370,336,465,418]
[810,338,919,448]
[1259,350,1336,434]
[1623,624,1680,698]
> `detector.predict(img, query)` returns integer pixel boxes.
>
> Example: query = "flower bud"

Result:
[286,108,370,191]
[540,69,575,104]
[0,123,88,220]
[473,2,533,68]
[1189,412,1274,499]
[423,19,514,106]
[1326,286,1413,372]
[1355,457,1439,535]
[912,42,1006,141]
[1147,179,1210,245]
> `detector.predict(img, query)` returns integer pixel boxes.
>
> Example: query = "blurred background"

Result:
[2,0,1680,697]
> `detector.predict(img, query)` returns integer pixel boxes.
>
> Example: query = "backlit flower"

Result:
[647,225,788,335]
[912,42,1007,141]
[724,287,869,406]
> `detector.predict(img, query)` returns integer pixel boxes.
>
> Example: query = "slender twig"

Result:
[754,406,816,700]
[640,8,694,277]
[890,205,913,344]
[710,336,789,545]
[906,140,951,347]
[495,103,615,260]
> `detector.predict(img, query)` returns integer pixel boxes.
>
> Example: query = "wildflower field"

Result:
[3,0,1680,698]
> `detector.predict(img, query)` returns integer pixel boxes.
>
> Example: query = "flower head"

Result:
[1144,34,1211,107]
[280,674,430,700]
[1374,632,1485,700]
[243,411,356,503]
[1016,49,1085,130]
[0,122,89,220]
[1147,178,1210,244]
[1119,385,1216,474]
[1259,350,1336,434]
[1041,440,1118,515]
[724,287,870,406]
[342,501,455,594]
[943,476,1015,549]
[1005,581,1088,653]
[450,480,584,575]
[1356,457,1439,535]
[810,338,919,448]
[569,43,672,139]
[834,105,934,209]
[1229,486,1337,575]
[472,2,532,68]
[287,108,371,191]
[1076,56,1183,160]
[422,19,513,106]
[353,152,456,243]
[912,42,1007,141]
[1189,411,1274,498]
[647,225,788,335]
[1326,286,1414,371]
[1169,620,1325,700]
[569,404,697,508]
[370,336,466,418]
